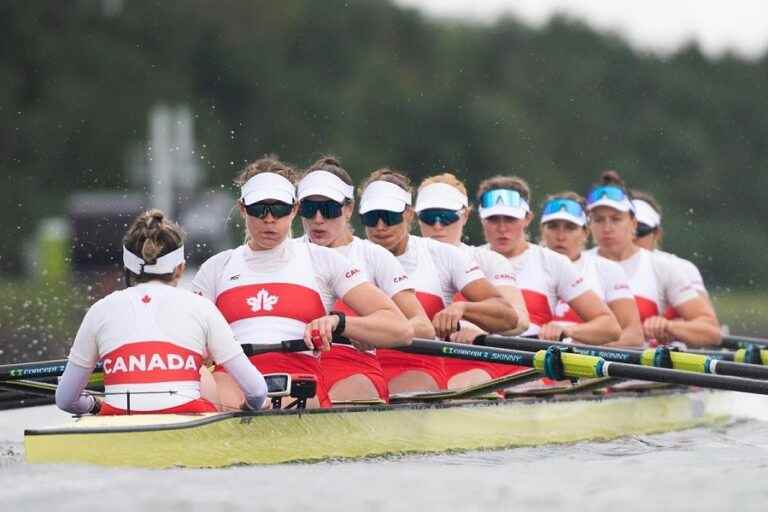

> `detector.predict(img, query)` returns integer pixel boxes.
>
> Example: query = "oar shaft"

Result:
[481,335,768,380]
[480,335,644,364]
[722,335,768,350]
[0,339,311,381]
[400,339,536,367]
[405,338,768,395]
[605,362,768,395]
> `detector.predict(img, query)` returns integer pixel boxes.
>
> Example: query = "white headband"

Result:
[298,170,354,203]
[359,180,412,214]
[632,199,661,228]
[415,183,468,212]
[241,172,296,205]
[123,245,184,275]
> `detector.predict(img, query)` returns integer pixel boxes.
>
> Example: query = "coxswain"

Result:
[56,209,268,415]
[478,175,621,344]
[360,168,517,393]
[539,192,643,346]
[297,156,433,402]
[414,172,530,387]
[193,156,413,409]
[586,170,720,347]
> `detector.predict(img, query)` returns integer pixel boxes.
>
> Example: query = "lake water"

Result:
[2,405,768,511]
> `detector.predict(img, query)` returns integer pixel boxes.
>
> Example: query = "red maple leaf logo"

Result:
[141,295,151,304]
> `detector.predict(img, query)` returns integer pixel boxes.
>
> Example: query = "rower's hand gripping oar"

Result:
[401,338,768,395]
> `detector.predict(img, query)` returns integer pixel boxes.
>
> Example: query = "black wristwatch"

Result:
[89,395,101,415]
[330,310,346,337]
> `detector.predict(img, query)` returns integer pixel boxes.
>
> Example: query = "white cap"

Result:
[586,195,634,213]
[359,181,412,214]
[478,200,530,220]
[415,183,468,212]
[541,209,586,227]
[633,199,661,228]
[241,172,296,205]
[297,170,354,203]
[123,245,184,275]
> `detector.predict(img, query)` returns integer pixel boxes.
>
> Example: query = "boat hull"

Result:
[24,389,734,468]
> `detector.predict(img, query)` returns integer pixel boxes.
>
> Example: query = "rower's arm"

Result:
[458,279,518,333]
[604,298,644,347]
[565,291,622,345]
[667,296,721,347]
[391,289,436,339]
[496,285,529,336]
[342,282,414,348]
[55,362,98,415]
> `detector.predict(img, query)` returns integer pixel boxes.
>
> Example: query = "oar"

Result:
[0,339,311,383]
[399,338,768,395]
[721,334,768,350]
[474,335,768,380]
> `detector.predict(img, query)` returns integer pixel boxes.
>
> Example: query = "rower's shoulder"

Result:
[421,236,467,263]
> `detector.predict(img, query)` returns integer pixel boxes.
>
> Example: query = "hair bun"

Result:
[600,169,625,188]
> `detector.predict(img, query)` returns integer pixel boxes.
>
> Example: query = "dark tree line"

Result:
[2,0,767,289]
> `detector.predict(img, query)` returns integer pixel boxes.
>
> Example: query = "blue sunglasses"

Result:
[480,189,525,209]
[586,185,629,205]
[417,208,461,226]
[541,198,585,219]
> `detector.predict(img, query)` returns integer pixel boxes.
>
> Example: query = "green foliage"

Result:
[1,0,767,290]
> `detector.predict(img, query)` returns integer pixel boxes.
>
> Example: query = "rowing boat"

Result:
[24,386,761,469]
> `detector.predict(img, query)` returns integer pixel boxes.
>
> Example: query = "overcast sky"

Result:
[394,0,768,59]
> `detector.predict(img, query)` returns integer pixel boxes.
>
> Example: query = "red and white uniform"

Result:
[377,236,485,389]
[192,238,367,407]
[311,236,412,402]
[67,281,243,415]
[553,251,634,324]
[586,247,699,321]
[503,244,591,336]
[448,243,523,379]
[656,251,708,319]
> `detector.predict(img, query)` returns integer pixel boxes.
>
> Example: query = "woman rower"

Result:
[192,156,413,409]
[360,169,518,393]
[630,191,712,317]
[297,156,433,402]
[539,192,644,347]
[586,170,720,347]
[478,175,621,344]
[56,209,268,415]
[414,172,530,387]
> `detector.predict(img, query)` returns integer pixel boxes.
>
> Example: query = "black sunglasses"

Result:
[244,202,294,219]
[417,208,461,226]
[360,210,404,227]
[299,199,344,219]
[635,223,658,238]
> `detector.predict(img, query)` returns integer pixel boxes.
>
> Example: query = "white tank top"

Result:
[505,244,591,334]
[588,247,699,321]
[192,238,367,345]
[656,250,708,318]
[397,236,485,319]
[553,251,633,323]
[67,281,243,412]
[458,243,517,288]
